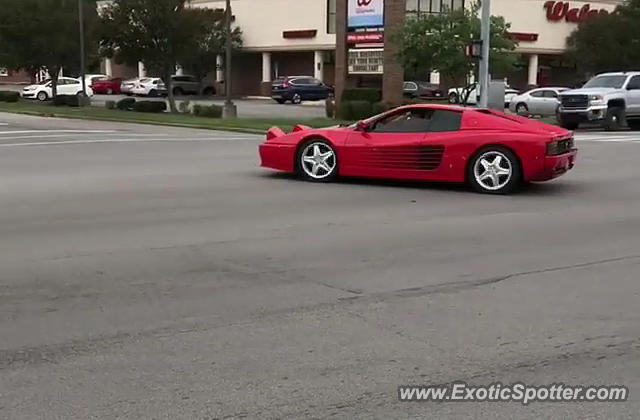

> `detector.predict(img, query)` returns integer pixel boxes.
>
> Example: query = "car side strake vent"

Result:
[358,145,445,171]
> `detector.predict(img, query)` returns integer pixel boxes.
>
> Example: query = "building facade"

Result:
[100,0,625,98]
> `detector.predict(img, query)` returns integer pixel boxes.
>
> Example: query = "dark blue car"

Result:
[271,76,334,104]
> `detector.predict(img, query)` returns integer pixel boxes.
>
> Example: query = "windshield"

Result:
[583,75,627,89]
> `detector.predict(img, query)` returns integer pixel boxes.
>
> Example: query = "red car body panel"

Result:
[91,78,122,94]
[259,105,577,184]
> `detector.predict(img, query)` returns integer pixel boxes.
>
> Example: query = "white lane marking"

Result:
[0,129,117,135]
[0,137,260,147]
[0,123,8,126]
[0,133,256,141]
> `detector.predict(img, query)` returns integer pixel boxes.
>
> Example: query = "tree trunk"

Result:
[50,66,60,98]
[164,70,177,113]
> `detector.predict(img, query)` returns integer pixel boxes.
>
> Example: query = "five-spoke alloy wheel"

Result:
[468,147,522,194]
[297,140,338,182]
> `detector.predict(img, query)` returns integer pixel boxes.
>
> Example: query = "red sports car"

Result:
[259,105,577,194]
[91,77,123,94]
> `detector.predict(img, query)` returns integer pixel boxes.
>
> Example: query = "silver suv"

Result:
[557,72,640,130]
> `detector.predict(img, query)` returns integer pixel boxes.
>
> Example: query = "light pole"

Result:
[78,0,87,105]
[223,0,237,118]
[478,0,491,108]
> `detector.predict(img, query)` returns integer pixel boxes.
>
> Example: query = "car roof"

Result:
[596,71,640,76]
[529,87,570,91]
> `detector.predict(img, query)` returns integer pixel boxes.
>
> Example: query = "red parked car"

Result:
[91,77,123,95]
[259,104,577,194]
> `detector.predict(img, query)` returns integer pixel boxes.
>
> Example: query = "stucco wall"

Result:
[192,0,336,51]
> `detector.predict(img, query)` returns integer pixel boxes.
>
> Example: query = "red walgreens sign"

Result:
[543,1,609,23]
[347,32,384,44]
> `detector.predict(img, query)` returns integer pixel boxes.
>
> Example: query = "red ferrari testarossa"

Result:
[259,104,577,194]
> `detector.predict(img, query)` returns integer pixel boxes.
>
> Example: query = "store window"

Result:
[327,0,336,34]
[406,0,465,18]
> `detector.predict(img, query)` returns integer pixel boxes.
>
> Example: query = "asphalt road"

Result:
[1,112,640,419]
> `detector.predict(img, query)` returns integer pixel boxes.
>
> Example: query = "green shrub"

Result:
[341,88,382,103]
[325,98,335,118]
[371,102,389,116]
[132,100,167,113]
[0,90,20,102]
[338,100,373,120]
[116,97,136,111]
[105,100,116,110]
[53,94,72,106]
[192,104,222,118]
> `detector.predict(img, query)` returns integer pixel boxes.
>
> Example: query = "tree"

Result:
[0,0,99,97]
[567,0,640,76]
[397,2,518,104]
[99,0,241,112]
[178,7,242,91]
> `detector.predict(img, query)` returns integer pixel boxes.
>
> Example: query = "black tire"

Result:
[627,119,640,130]
[36,91,48,101]
[202,87,215,96]
[295,139,339,182]
[448,92,459,104]
[467,146,522,195]
[148,89,157,97]
[275,99,286,104]
[604,106,624,131]
[515,103,528,115]
[173,87,184,96]
[291,93,302,104]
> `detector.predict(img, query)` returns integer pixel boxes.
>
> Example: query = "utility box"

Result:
[487,80,505,111]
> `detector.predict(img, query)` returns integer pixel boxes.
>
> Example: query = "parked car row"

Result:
[118,75,215,97]
[22,77,94,101]
[448,83,520,108]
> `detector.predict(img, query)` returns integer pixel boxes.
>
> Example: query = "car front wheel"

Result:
[448,93,458,104]
[468,147,522,194]
[604,107,624,131]
[291,93,302,104]
[36,91,48,101]
[296,140,338,182]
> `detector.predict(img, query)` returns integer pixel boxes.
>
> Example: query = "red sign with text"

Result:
[543,1,609,23]
[347,32,384,44]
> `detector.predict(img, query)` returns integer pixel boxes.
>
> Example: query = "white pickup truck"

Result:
[557,72,640,131]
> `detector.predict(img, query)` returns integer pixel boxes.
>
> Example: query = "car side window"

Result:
[427,110,462,132]
[290,78,303,86]
[370,109,433,133]
[543,90,558,98]
[627,76,640,90]
[530,90,544,98]
[404,82,417,90]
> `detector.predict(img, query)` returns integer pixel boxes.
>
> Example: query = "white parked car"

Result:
[130,78,167,97]
[448,83,519,107]
[21,77,94,101]
[120,77,140,96]
[508,87,570,116]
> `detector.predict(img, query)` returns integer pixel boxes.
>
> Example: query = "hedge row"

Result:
[116,97,136,110]
[0,90,20,102]
[337,100,390,121]
[192,104,222,118]
[53,94,81,107]
[341,88,382,103]
[133,101,167,113]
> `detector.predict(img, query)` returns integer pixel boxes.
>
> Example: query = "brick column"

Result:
[335,0,348,107]
[382,0,405,107]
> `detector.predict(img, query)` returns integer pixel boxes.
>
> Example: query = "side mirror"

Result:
[356,120,369,132]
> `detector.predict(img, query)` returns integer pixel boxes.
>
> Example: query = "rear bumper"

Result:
[259,143,295,172]
[530,149,578,181]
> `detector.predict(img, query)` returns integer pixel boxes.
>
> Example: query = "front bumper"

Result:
[21,91,36,98]
[259,143,295,172]
[530,149,578,182]
[558,105,608,121]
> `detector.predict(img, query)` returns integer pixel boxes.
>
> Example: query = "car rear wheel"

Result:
[296,140,338,182]
[516,103,528,115]
[275,99,286,104]
[468,147,522,195]
[149,89,158,97]
[604,106,624,131]
[291,93,302,104]
[448,93,459,104]
[36,91,48,101]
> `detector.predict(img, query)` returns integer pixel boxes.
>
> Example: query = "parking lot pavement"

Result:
[91,94,327,118]
[1,112,640,418]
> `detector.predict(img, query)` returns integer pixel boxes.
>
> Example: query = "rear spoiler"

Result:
[266,124,311,140]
